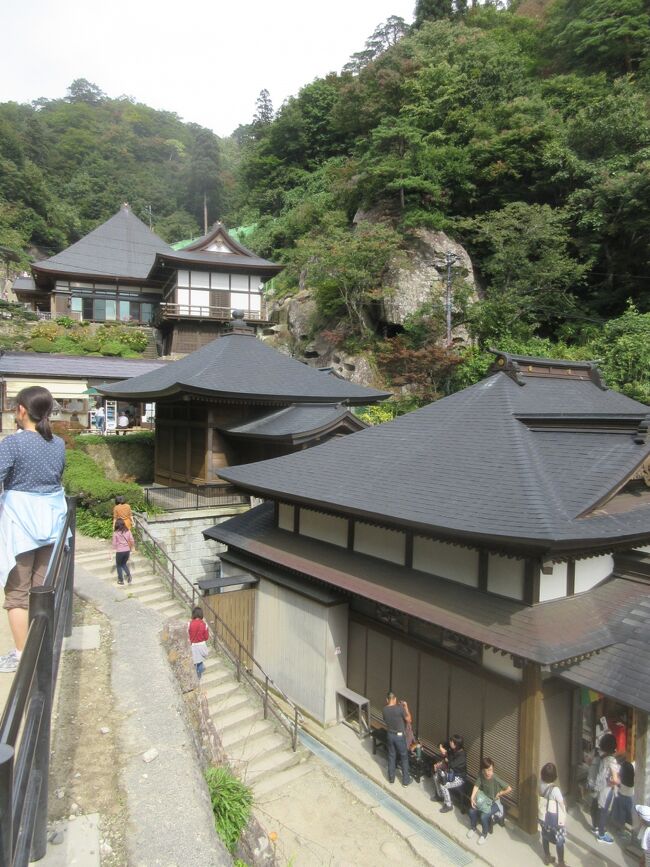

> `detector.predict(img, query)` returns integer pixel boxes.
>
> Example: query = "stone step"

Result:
[200,667,231,690]
[134,588,172,606]
[220,718,275,751]
[212,702,262,735]
[244,746,305,785]
[123,579,162,596]
[149,599,185,617]
[203,679,240,703]
[229,731,288,765]
[251,761,313,800]
[208,689,252,718]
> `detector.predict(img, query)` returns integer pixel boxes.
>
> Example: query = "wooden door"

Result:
[205,589,255,667]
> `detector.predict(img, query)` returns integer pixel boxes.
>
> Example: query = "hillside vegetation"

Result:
[2,1,650,403]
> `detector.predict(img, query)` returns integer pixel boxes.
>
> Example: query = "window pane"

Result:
[71,297,83,312]
[82,298,93,320]
[211,272,229,290]
[231,273,248,290]
[119,301,131,321]
[191,270,210,289]
[177,270,190,287]
[105,300,117,321]
[140,303,153,324]
[231,292,249,311]
[94,300,106,321]
[249,293,261,312]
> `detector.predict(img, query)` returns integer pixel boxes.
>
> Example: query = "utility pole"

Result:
[445,250,459,346]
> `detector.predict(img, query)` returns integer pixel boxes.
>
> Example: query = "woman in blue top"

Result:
[0,387,66,673]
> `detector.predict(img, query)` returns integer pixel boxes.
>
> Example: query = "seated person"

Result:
[467,757,512,846]
[432,735,467,814]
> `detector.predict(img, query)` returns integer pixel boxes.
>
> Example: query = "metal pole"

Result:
[64,498,77,639]
[28,585,55,862]
[0,744,14,865]
[446,250,453,346]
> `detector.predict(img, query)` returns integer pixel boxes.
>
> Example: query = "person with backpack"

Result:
[538,763,567,866]
[467,757,512,845]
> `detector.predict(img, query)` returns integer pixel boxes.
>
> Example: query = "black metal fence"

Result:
[0,498,76,866]
[143,484,249,511]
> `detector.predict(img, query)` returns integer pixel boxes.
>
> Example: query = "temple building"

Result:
[206,352,650,833]
[12,205,283,354]
[100,314,389,488]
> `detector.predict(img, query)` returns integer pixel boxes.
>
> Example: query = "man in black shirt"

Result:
[382,692,411,787]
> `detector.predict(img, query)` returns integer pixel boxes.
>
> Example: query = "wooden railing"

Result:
[158,303,266,322]
[132,515,303,750]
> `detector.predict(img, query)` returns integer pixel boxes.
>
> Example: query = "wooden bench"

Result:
[335,687,370,736]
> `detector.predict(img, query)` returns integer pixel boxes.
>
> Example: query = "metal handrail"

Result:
[132,514,303,750]
[0,497,76,866]
[143,483,249,512]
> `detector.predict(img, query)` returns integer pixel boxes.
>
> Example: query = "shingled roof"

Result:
[220,403,365,442]
[99,326,390,405]
[0,351,166,380]
[217,353,650,554]
[204,503,649,666]
[32,205,171,285]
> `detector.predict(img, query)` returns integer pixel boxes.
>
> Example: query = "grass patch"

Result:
[205,767,252,853]
[74,431,155,446]
[75,510,113,539]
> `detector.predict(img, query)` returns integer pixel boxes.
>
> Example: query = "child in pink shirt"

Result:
[112,518,135,585]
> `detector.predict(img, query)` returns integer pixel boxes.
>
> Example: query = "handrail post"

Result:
[28,584,55,862]
[263,676,269,719]
[0,744,14,865]
[171,562,175,599]
[237,643,241,683]
[64,498,77,638]
[292,708,298,752]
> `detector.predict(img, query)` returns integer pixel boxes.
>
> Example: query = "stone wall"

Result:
[141,507,248,584]
[81,440,154,483]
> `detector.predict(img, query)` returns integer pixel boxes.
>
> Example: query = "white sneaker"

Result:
[477,835,487,846]
[466,829,476,840]
[0,649,19,673]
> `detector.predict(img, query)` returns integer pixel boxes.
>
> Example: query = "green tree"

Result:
[590,305,650,403]
[66,79,107,105]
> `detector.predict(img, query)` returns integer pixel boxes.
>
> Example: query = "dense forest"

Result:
[1,0,650,404]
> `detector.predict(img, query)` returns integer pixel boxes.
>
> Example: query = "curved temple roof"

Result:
[217,357,650,553]
[99,330,390,405]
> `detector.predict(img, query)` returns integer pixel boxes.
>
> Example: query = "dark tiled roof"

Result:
[149,249,283,276]
[204,503,648,666]
[0,351,166,380]
[217,368,650,552]
[99,332,390,404]
[558,558,650,712]
[32,206,171,282]
[12,276,38,293]
[221,403,363,440]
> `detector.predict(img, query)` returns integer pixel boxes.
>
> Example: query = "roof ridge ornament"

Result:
[227,309,255,336]
[634,413,650,445]
[488,349,608,389]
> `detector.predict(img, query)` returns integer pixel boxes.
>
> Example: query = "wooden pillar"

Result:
[518,662,543,834]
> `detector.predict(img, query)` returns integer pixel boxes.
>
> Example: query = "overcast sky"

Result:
[2,0,416,137]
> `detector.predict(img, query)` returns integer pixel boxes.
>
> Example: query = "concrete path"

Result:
[73,537,231,867]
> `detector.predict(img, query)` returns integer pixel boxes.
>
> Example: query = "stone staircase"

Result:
[141,327,160,359]
[74,545,312,799]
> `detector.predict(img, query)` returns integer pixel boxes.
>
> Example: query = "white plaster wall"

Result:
[487,554,525,600]
[481,648,522,682]
[539,562,567,602]
[278,503,294,531]
[634,546,650,554]
[353,522,405,564]
[574,554,614,594]
[253,578,348,724]
[299,509,347,548]
[413,537,478,587]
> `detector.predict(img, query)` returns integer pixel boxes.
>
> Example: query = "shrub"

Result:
[63,449,146,514]
[55,315,77,328]
[29,337,56,353]
[205,768,252,853]
[100,341,128,356]
[75,509,113,539]
[31,321,61,341]
[52,337,85,354]
[74,431,154,446]
[81,337,102,353]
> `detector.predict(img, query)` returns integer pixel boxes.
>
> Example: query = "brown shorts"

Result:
[3,546,54,610]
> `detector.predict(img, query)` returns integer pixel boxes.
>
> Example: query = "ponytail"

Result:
[15,386,55,441]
